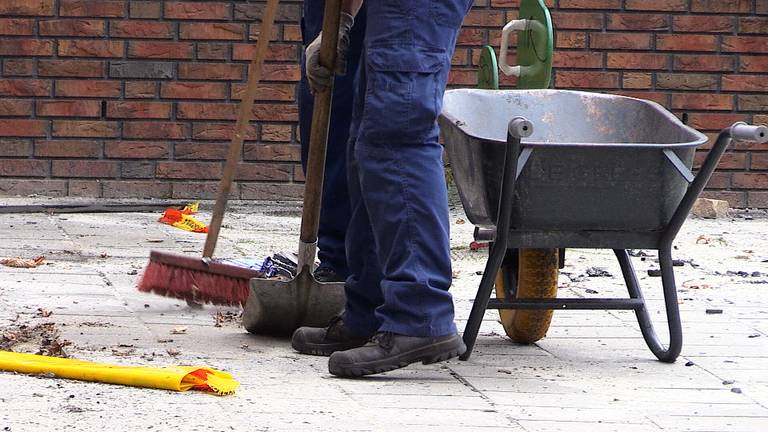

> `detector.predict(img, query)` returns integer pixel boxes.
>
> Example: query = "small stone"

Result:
[127,270,138,275]
[731,388,742,394]
[685,361,695,367]
[586,267,611,277]
[706,309,723,314]
[722,380,735,385]
[647,269,662,277]
[585,288,599,294]
[672,260,685,267]
[691,198,730,219]
[475,270,483,275]
[748,334,761,338]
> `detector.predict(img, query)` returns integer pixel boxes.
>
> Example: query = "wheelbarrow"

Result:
[439,89,768,363]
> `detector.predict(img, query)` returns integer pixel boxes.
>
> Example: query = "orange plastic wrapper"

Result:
[158,203,208,234]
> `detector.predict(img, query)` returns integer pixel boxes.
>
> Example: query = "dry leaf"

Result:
[455,218,465,225]
[171,326,187,334]
[1,256,45,268]
[36,308,52,318]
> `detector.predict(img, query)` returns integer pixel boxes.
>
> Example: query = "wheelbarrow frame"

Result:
[460,120,766,363]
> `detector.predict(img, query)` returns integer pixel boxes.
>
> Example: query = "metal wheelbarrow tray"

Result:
[439,89,768,362]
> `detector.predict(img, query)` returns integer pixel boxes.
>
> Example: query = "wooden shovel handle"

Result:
[299,0,343,244]
[203,0,280,258]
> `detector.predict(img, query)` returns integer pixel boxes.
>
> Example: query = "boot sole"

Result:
[329,337,466,377]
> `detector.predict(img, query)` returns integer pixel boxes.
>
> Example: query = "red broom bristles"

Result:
[137,261,250,307]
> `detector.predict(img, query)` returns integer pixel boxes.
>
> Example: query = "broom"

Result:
[137,0,280,307]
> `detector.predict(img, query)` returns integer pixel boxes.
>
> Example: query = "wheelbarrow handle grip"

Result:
[731,122,768,143]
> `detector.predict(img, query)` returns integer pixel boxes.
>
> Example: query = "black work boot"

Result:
[291,316,371,356]
[328,332,466,377]
[313,266,346,283]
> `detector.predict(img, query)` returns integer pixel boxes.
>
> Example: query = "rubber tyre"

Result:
[495,248,559,344]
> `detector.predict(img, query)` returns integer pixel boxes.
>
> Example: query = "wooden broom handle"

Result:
[299,0,342,244]
[203,0,280,259]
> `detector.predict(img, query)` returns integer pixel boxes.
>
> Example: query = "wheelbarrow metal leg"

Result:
[461,118,531,361]
[614,249,682,362]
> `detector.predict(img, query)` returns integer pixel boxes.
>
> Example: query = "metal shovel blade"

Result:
[243,266,345,336]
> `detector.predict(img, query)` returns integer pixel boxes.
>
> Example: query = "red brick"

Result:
[235,163,291,181]
[128,41,194,59]
[0,79,50,97]
[751,153,768,170]
[174,142,229,160]
[197,43,229,60]
[657,74,719,90]
[104,141,169,159]
[740,56,768,73]
[129,1,161,18]
[674,55,736,72]
[0,99,33,117]
[261,125,292,142]
[556,71,620,89]
[178,63,244,80]
[457,28,484,46]
[231,83,295,102]
[164,2,230,20]
[177,102,235,120]
[36,100,101,117]
[606,14,668,31]
[243,144,300,161]
[0,120,47,137]
[0,160,48,177]
[747,191,768,208]
[723,36,768,54]
[160,82,227,100]
[0,139,32,157]
[462,10,504,27]
[55,80,120,98]
[691,0,752,13]
[607,53,669,70]
[556,31,587,49]
[68,179,102,197]
[106,101,171,119]
[612,91,669,106]
[179,23,244,40]
[687,113,750,131]
[622,73,652,89]
[171,182,238,200]
[38,60,104,78]
[625,0,687,11]
[52,121,119,138]
[559,0,621,9]
[551,12,603,30]
[125,81,156,98]
[123,122,186,139]
[3,59,35,76]
[671,94,734,111]
[110,21,173,38]
[156,162,222,180]
[261,64,301,81]
[722,75,768,92]
[59,0,125,17]
[0,39,53,56]
[0,0,55,16]
[552,52,603,69]
[739,17,768,34]
[590,33,651,50]
[283,24,302,43]
[191,123,257,141]
[656,35,718,52]
[34,140,101,158]
[733,173,768,189]
[693,152,747,170]
[103,180,171,198]
[0,18,34,35]
[59,40,124,58]
[39,19,104,37]
[232,44,298,62]
[52,160,118,178]
[673,16,734,33]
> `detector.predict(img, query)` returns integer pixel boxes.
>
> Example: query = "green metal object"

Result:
[516,0,554,89]
[477,46,499,90]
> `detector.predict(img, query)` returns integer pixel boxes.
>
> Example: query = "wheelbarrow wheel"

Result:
[495,248,559,344]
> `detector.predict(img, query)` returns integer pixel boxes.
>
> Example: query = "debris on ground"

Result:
[35,308,52,318]
[214,310,242,328]
[691,198,730,219]
[170,326,187,335]
[586,267,612,277]
[0,322,70,358]
[706,309,724,314]
[0,256,45,268]
[158,202,208,234]
[166,349,181,357]
[647,269,662,277]
[683,279,716,290]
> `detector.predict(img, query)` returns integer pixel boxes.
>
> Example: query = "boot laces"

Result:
[371,332,394,350]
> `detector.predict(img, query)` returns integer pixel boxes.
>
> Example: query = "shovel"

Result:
[243,0,346,336]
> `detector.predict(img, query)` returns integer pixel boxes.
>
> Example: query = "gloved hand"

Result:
[305,12,355,94]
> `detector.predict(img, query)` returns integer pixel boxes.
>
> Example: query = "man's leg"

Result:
[298,0,367,280]
[328,0,474,377]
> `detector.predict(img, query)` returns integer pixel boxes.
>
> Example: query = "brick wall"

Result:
[0,0,766,207]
